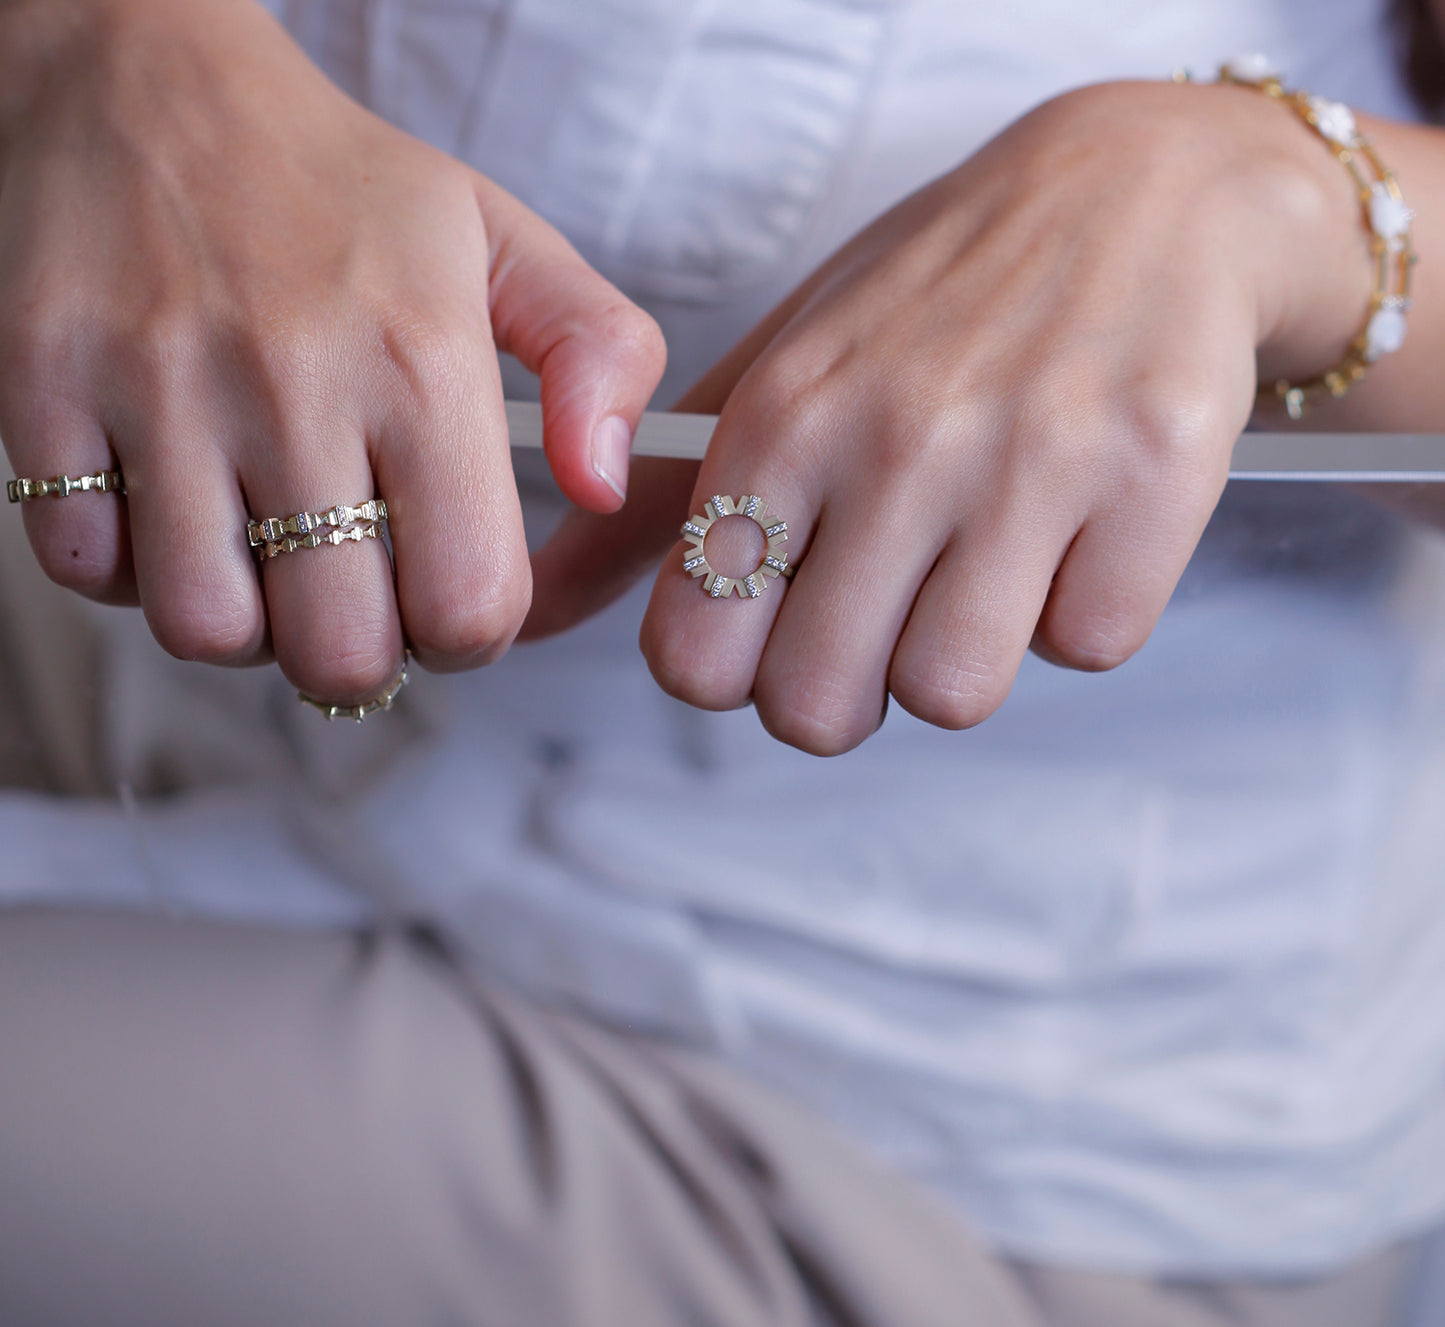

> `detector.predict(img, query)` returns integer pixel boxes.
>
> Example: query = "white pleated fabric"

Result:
[5,0,1445,1276]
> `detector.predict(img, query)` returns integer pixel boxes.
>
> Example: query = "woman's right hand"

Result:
[0,0,664,703]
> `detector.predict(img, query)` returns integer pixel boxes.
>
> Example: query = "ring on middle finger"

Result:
[257,519,387,560]
[249,497,389,563]
[247,496,388,551]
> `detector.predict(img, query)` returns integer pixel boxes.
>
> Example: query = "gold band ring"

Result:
[681,493,795,599]
[7,469,125,503]
[257,520,385,560]
[248,498,387,549]
[297,654,409,722]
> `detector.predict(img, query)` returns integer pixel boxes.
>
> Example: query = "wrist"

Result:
[0,0,266,155]
[1220,76,1400,411]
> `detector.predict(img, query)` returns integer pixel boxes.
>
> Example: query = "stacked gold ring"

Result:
[257,522,386,560]
[297,654,409,722]
[7,469,125,503]
[247,497,387,549]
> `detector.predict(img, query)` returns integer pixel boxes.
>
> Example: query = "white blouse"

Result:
[5,0,1443,1275]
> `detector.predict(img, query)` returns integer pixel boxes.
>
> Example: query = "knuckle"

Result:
[376,314,482,417]
[145,583,261,665]
[124,308,205,395]
[407,572,532,669]
[889,651,1012,731]
[285,631,401,704]
[755,675,877,757]
[596,300,667,377]
[639,621,750,712]
[1037,608,1147,673]
[736,345,842,446]
[1118,375,1227,480]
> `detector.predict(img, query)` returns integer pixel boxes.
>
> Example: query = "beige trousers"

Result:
[0,909,1424,1327]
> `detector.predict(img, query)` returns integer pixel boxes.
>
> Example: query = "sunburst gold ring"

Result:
[680,493,796,600]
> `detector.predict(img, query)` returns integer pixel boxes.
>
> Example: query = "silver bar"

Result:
[503,402,1445,481]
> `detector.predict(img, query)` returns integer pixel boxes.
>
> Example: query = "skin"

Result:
[528,84,1445,755]
[0,0,665,703]
[3,0,1445,748]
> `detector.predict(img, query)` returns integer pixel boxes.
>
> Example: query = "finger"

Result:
[521,456,698,642]
[639,459,809,722]
[519,246,841,634]
[888,506,1074,732]
[375,327,531,674]
[746,485,954,755]
[0,394,136,605]
[123,426,267,670]
[1032,479,1221,672]
[476,175,667,512]
[243,424,400,703]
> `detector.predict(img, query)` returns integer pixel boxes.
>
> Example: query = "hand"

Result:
[525,79,1374,754]
[0,0,664,703]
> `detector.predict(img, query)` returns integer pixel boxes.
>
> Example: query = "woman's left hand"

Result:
[524,78,1386,755]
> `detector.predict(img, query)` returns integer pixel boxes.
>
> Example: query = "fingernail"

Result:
[590,414,632,502]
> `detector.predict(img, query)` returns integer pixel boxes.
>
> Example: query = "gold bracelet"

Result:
[1215,54,1417,420]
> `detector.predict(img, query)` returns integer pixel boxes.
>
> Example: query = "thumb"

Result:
[476,173,666,512]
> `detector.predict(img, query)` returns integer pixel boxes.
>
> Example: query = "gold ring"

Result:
[680,493,795,599]
[7,468,125,502]
[297,654,409,722]
[248,498,387,549]
[257,520,385,560]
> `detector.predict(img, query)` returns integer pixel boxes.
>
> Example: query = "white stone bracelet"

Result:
[1216,53,1418,420]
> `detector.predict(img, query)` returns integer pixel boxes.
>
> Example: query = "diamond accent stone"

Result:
[710,576,726,598]
[745,575,761,598]
[684,555,706,573]
[743,496,760,518]
[682,521,708,539]
[765,556,787,572]
[765,522,787,539]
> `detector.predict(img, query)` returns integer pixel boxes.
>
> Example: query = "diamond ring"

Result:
[681,494,796,599]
